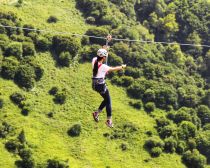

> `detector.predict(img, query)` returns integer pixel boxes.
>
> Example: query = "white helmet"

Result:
[97,48,108,57]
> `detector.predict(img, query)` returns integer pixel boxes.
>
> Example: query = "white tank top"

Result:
[92,57,110,79]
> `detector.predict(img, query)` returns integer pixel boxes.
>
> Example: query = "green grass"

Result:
[0,0,91,34]
[0,0,209,167]
[0,51,185,168]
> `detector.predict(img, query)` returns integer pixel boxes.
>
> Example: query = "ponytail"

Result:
[93,56,103,77]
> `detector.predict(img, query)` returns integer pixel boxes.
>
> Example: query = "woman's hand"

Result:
[121,64,127,69]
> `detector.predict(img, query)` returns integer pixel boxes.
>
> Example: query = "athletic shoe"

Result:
[92,111,99,122]
[105,119,113,128]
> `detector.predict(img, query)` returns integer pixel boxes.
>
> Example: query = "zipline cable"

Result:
[0,24,210,48]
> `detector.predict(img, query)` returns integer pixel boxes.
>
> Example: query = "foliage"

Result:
[10,92,25,106]
[58,52,72,67]
[47,16,58,23]
[1,57,19,79]
[47,159,69,168]
[67,124,81,137]
[182,149,206,168]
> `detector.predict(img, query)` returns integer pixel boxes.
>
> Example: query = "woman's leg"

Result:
[99,89,112,118]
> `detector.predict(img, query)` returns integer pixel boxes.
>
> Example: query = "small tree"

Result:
[1,57,19,79]
[47,16,58,23]
[67,124,81,137]
[58,52,72,67]
[10,92,25,106]
[22,42,35,57]
[5,42,23,59]
[53,92,66,105]
[144,102,155,113]
[164,137,177,153]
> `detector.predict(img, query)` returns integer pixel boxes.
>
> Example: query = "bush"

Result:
[1,57,19,79]
[0,122,14,138]
[144,102,155,113]
[58,52,72,67]
[34,65,44,81]
[158,125,177,139]
[178,121,197,140]
[23,24,35,36]
[182,150,206,168]
[79,44,101,62]
[49,87,59,95]
[197,105,210,125]
[67,124,81,137]
[22,42,35,57]
[35,36,51,51]
[143,89,155,103]
[188,139,197,150]
[53,92,66,104]
[5,140,19,153]
[21,106,30,116]
[14,65,36,89]
[156,117,170,128]
[108,52,123,66]
[0,98,3,109]
[176,141,186,154]
[86,16,95,24]
[164,137,177,153]
[47,159,69,168]
[15,158,35,168]
[52,35,80,56]
[150,147,162,157]
[47,16,58,23]
[120,143,127,151]
[5,42,23,59]
[145,136,164,149]
[129,100,142,110]
[10,92,25,106]
[121,76,134,87]
[85,27,109,45]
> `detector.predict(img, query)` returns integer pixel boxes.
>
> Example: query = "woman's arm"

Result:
[108,64,126,72]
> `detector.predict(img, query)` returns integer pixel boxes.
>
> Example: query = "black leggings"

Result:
[98,89,112,117]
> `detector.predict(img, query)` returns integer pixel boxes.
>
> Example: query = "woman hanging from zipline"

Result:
[92,35,126,128]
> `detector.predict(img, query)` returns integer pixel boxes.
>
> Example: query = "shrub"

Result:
[21,106,30,116]
[18,130,26,144]
[164,137,177,153]
[52,35,80,56]
[143,89,155,103]
[79,44,101,62]
[182,150,206,168]
[108,52,123,66]
[5,42,23,59]
[150,147,162,157]
[53,92,66,104]
[19,149,32,160]
[178,121,197,140]
[1,57,19,79]
[129,100,142,110]
[34,65,44,81]
[85,27,109,45]
[22,42,35,57]
[188,139,197,150]
[81,36,89,46]
[58,52,72,67]
[197,105,210,125]
[10,92,25,105]
[14,65,36,89]
[47,16,58,23]
[145,136,164,149]
[86,16,95,24]
[0,98,3,109]
[15,158,35,168]
[121,76,134,87]
[5,140,19,153]
[174,110,192,124]
[47,159,69,168]
[158,125,177,139]
[0,122,14,138]
[35,36,51,51]
[144,102,155,113]
[176,141,186,154]
[23,24,35,36]
[156,117,170,128]
[49,87,59,95]
[67,124,81,137]
[120,143,127,151]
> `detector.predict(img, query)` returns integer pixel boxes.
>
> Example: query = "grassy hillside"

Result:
[0,0,210,168]
[0,52,185,168]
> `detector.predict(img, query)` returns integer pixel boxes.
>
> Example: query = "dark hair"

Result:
[93,56,104,77]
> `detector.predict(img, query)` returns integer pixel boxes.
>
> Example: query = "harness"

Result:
[92,62,107,93]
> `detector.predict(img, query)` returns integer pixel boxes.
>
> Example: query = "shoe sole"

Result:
[92,113,99,122]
